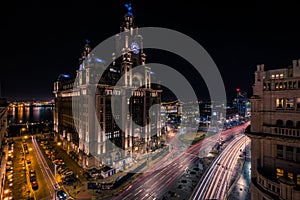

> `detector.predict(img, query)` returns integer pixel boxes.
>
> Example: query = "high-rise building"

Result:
[53,7,162,170]
[248,60,300,199]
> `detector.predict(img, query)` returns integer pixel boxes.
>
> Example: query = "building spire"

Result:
[79,39,91,65]
[121,3,136,32]
[125,3,133,16]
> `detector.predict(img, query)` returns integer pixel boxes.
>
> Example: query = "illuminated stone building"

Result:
[248,59,300,199]
[53,6,162,170]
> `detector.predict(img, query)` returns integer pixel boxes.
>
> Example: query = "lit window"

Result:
[271,74,275,79]
[280,74,284,79]
[277,168,284,178]
[276,98,284,108]
[286,98,294,109]
[288,172,293,181]
[297,98,300,109]
[276,74,279,79]
[297,174,300,185]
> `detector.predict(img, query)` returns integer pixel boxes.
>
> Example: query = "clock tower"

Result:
[112,3,148,87]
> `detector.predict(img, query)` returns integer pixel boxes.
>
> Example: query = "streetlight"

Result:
[20,127,26,136]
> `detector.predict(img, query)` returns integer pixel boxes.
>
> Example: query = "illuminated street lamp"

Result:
[20,127,26,136]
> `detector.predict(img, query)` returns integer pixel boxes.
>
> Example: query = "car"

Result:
[29,169,36,175]
[61,171,73,178]
[31,181,38,190]
[6,166,13,173]
[7,161,13,166]
[59,168,70,175]
[57,190,67,200]
[30,174,36,182]
[53,159,65,166]
[62,175,76,183]
[27,159,31,164]
[25,149,29,154]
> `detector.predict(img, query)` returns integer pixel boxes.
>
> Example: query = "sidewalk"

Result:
[227,144,251,200]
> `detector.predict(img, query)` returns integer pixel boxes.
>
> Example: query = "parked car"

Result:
[31,181,38,190]
[61,171,74,179]
[29,169,36,176]
[58,167,70,175]
[30,173,36,182]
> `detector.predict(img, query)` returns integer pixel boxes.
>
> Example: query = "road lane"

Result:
[190,134,250,200]
[114,123,250,200]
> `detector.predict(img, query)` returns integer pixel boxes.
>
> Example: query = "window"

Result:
[276,120,284,126]
[296,148,300,162]
[297,174,300,185]
[297,121,300,128]
[286,146,293,161]
[280,74,284,79]
[297,98,300,109]
[271,74,275,79]
[277,187,280,193]
[288,172,293,181]
[277,145,283,158]
[105,133,111,139]
[276,98,284,108]
[286,120,294,128]
[286,98,294,109]
[277,168,284,178]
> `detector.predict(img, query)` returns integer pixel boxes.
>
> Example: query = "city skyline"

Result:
[1,1,300,101]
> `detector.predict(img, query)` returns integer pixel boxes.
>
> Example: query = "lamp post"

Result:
[20,127,26,137]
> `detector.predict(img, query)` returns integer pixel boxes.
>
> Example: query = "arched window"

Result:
[296,121,300,128]
[276,120,284,126]
[286,120,294,128]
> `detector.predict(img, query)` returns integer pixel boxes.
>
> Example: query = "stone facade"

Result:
[248,59,300,200]
[53,12,162,170]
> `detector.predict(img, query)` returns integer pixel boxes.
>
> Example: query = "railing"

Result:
[272,127,300,138]
[262,124,300,138]
[256,170,281,196]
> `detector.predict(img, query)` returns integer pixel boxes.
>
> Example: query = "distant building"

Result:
[232,89,251,119]
[53,9,162,170]
[248,59,300,200]
[161,100,182,129]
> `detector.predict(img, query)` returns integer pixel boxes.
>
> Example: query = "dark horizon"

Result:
[1,1,300,102]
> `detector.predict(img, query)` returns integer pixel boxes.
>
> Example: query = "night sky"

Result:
[1,0,300,102]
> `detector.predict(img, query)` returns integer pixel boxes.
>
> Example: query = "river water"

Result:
[7,105,54,137]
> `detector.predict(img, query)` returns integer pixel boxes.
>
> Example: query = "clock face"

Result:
[130,42,140,54]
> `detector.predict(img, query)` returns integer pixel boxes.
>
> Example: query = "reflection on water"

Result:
[8,106,54,124]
